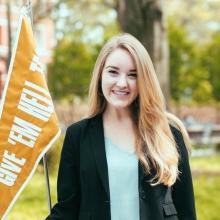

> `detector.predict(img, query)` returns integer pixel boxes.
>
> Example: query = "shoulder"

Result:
[62,115,98,153]
[67,117,90,132]
[66,114,100,137]
[169,124,184,142]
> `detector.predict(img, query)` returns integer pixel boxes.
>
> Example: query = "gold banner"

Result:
[0,10,60,219]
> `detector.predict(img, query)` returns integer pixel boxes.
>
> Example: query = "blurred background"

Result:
[0,0,220,219]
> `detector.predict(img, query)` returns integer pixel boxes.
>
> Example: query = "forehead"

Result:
[104,48,136,69]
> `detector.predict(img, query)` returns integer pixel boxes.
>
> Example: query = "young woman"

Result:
[46,33,197,220]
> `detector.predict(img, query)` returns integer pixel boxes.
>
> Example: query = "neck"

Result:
[103,105,133,122]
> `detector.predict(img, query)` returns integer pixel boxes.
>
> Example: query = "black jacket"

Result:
[46,113,197,220]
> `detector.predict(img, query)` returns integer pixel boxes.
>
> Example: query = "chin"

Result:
[109,101,132,109]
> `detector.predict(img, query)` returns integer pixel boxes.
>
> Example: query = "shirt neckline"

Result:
[104,136,136,155]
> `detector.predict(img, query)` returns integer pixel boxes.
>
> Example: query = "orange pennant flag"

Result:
[0,8,61,219]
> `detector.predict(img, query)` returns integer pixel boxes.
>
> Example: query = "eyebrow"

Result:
[105,65,137,72]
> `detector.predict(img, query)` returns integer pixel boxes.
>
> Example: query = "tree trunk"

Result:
[116,0,170,107]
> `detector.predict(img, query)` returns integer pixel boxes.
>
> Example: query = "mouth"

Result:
[112,90,130,95]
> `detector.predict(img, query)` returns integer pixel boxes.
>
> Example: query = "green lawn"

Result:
[194,175,220,220]
[190,154,220,173]
[191,154,220,220]
[6,154,220,220]
[7,171,57,220]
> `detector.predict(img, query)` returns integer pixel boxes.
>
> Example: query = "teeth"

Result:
[113,91,129,95]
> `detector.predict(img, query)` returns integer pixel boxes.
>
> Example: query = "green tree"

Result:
[203,31,220,102]
[168,19,213,104]
[165,0,220,43]
[48,36,96,101]
[52,0,117,43]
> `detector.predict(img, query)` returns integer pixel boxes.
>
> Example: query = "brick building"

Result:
[0,0,56,97]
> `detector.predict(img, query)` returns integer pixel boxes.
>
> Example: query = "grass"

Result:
[191,154,220,220]
[7,171,57,220]
[194,175,220,220]
[190,154,220,173]
[5,154,220,220]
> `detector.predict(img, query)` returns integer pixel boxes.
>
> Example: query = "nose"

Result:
[116,74,128,87]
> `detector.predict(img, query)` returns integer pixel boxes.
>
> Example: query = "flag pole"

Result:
[25,0,52,213]
[43,153,52,212]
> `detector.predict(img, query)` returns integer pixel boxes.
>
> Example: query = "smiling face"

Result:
[101,48,139,111]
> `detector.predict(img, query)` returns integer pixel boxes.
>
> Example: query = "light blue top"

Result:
[104,136,140,220]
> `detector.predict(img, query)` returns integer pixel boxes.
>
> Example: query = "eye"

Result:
[108,70,118,75]
[128,73,137,78]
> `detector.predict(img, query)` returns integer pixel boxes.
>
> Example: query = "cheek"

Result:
[101,74,111,94]
[130,80,138,94]
[101,73,114,90]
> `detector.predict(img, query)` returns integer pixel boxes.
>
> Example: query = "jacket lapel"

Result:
[89,113,110,199]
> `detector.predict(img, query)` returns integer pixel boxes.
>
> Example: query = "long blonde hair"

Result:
[88,33,191,187]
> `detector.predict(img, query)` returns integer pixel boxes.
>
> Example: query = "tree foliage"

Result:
[48,37,96,101]
[52,0,118,43]
[166,0,220,104]
[165,0,220,43]
[202,31,220,101]
[168,19,213,104]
